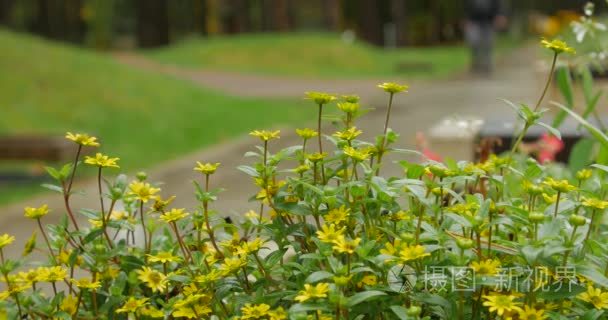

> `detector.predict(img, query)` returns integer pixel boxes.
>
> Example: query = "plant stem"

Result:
[534,52,558,112]
[553,191,562,217]
[376,93,395,175]
[317,103,326,184]
[139,200,148,251]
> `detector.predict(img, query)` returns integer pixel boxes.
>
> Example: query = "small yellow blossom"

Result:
[296,128,318,139]
[219,257,247,275]
[398,244,430,262]
[581,197,608,210]
[343,146,370,162]
[295,283,330,302]
[241,303,272,319]
[147,251,181,264]
[518,305,548,320]
[136,267,168,293]
[332,237,361,254]
[543,177,576,193]
[333,127,362,141]
[116,297,148,314]
[324,205,350,225]
[250,130,280,141]
[577,169,593,180]
[159,208,189,223]
[378,82,408,94]
[65,132,100,147]
[128,181,161,203]
[482,293,522,316]
[357,274,378,288]
[541,38,575,54]
[194,161,220,175]
[305,92,336,105]
[541,193,557,204]
[337,102,360,113]
[316,224,346,243]
[152,195,176,212]
[40,266,68,282]
[307,152,327,162]
[71,278,101,291]
[0,234,15,249]
[470,259,501,276]
[268,307,287,320]
[60,295,78,315]
[578,285,608,309]
[24,204,49,219]
[84,153,120,168]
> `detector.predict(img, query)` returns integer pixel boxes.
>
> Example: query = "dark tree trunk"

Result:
[391,0,407,46]
[273,0,290,31]
[205,0,222,35]
[0,0,13,25]
[358,0,382,46]
[227,0,249,33]
[33,0,51,37]
[325,0,342,31]
[193,0,204,34]
[136,0,169,47]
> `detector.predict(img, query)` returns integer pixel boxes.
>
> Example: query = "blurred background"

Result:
[0,0,604,213]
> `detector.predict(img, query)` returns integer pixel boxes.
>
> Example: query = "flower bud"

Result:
[456,238,474,250]
[400,232,415,243]
[569,214,586,227]
[136,171,147,181]
[529,212,545,223]
[407,306,422,317]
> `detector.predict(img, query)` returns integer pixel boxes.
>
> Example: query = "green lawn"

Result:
[146,33,473,79]
[0,29,312,205]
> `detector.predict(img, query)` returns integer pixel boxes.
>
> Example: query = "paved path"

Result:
[0,46,544,260]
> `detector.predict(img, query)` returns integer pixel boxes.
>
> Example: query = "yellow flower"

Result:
[295,283,330,302]
[140,306,165,318]
[543,177,576,193]
[332,237,361,254]
[342,95,360,103]
[307,152,327,162]
[337,102,360,113]
[250,130,280,141]
[541,193,557,204]
[316,224,345,243]
[71,278,101,291]
[194,161,220,175]
[268,307,287,320]
[522,180,544,195]
[24,204,49,219]
[324,205,350,225]
[65,132,100,147]
[581,197,608,210]
[470,259,501,276]
[152,195,176,212]
[234,237,266,256]
[116,297,148,314]
[305,92,336,105]
[578,285,608,309]
[16,269,43,285]
[147,251,182,264]
[541,38,575,54]
[389,210,411,222]
[241,303,272,319]
[40,266,68,282]
[577,169,593,180]
[518,305,548,320]
[128,181,161,203]
[333,127,362,141]
[219,257,247,275]
[159,208,189,223]
[89,218,103,228]
[378,82,408,94]
[84,153,120,168]
[0,234,15,249]
[109,210,129,221]
[294,164,311,174]
[398,244,430,262]
[333,275,353,286]
[60,295,78,315]
[380,239,404,256]
[173,305,212,319]
[296,128,318,139]
[357,274,378,288]
[482,293,522,316]
[343,146,370,162]
[136,267,168,293]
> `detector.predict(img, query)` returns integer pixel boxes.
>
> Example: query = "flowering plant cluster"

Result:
[2,38,608,320]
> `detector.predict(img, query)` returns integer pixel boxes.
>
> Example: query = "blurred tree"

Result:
[391,0,407,46]
[358,0,383,45]
[136,0,169,47]
[205,0,221,35]
[83,0,116,49]
[324,0,342,31]
[226,0,250,33]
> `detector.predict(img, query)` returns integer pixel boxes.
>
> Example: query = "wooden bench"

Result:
[0,135,77,163]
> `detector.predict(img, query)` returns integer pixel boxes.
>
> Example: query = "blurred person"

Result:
[464,0,508,75]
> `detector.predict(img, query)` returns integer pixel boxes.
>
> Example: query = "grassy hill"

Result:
[0,29,312,204]
[146,33,471,79]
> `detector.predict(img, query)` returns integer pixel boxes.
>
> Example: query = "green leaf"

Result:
[552,102,608,149]
[552,67,574,128]
[390,306,412,320]
[345,290,386,307]
[41,183,64,193]
[582,91,603,120]
[578,265,608,288]
[237,165,259,177]
[305,271,334,283]
[569,138,595,172]
[537,122,561,139]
